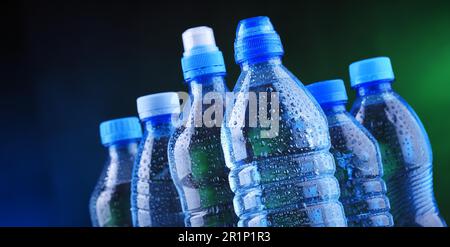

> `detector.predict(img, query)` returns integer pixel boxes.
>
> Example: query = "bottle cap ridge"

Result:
[99,117,142,145]
[349,56,395,88]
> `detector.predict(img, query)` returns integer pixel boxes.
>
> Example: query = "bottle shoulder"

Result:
[233,65,325,120]
[170,96,224,142]
[169,125,223,151]
[326,111,354,127]
[351,91,428,135]
[351,90,432,165]
[328,112,378,141]
[91,162,123,196]
[327,112,384,176]
[223,65,332,164]
[139,131,171,151]
[328,113,380,153]
[136,132,171,169]
[235,64,297,90]
[351,90,417,115]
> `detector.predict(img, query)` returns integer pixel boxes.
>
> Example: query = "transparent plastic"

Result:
[221,57,347,227]
[89,141,138,227]
[168,76,238,227]
[350,81,446,226]
[131,115,184,227]
[323,103,393,227]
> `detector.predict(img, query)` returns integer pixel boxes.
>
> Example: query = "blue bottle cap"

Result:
[234,16,284,64]
[349,56,395,88]
[306,79,348,105]
[136,92,180,120]
[99,117,142,146]
[181,26,226,81]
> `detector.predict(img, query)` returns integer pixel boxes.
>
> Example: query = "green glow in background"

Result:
[5,0,450,225]
[274,0,450,221]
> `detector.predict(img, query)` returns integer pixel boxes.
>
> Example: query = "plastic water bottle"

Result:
[307,79,393,227]
[168,26,237,226]
[90,117,142,227]
[131,92,184,227]
[221,16,346,227]
[349,57,447,227]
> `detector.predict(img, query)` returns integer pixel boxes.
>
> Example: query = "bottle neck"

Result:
[143,114,176,136]
[187,74,227,98]
[107,141,139,161]
[321,102,347,115]
[240,55,283,71]
[356,80,394,97]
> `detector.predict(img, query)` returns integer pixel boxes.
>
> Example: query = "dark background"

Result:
[1,0,449,226]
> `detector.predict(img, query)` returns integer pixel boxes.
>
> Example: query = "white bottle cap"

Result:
[182,26,216,55]
[136,92,180,120]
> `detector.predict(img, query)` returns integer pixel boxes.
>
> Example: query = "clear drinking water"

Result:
[221,16,346,227]
[307,79,393,227]
[349,57,446,227]
[168,27,237,227]
[131,93,184,227]
[90,117,142,227]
